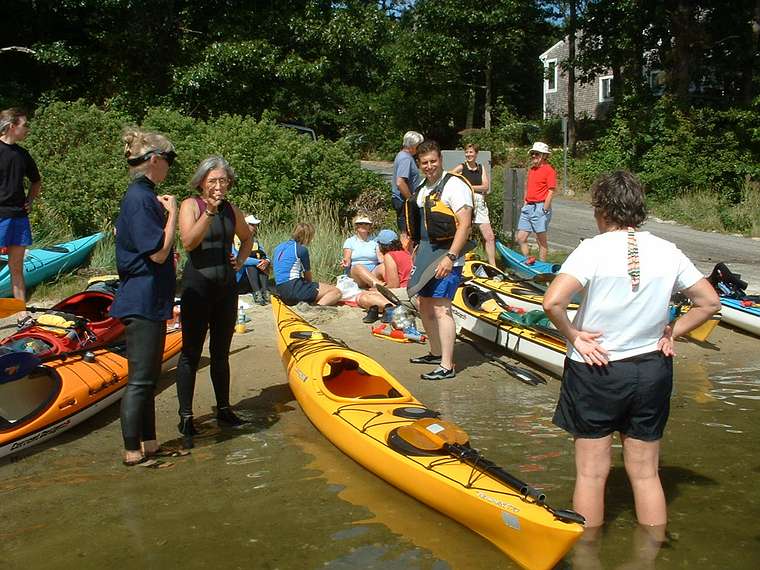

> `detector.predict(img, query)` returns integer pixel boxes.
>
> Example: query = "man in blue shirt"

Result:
[391,131,423,242]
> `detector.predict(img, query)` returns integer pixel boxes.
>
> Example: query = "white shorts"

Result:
[473,193,490,225]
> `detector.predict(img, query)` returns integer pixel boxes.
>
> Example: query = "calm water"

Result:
[2,328,759,569]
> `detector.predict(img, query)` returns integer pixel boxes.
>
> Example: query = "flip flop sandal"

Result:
[147,448,191,458]
[123,457,174,469]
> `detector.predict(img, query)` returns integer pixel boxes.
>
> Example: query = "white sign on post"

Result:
[441,150,492,192]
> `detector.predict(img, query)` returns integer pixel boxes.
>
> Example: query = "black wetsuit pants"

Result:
[243,266,269,293]
[120,317,167,451]
[176,279,238,417]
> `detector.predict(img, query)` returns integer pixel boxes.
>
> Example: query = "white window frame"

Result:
[599,75,613,102]
[649,69,665,95]
[545,58,558,93]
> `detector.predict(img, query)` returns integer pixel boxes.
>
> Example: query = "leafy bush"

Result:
[24,100,386,238]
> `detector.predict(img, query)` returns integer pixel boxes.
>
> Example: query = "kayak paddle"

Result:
[396,417,586,524]
[375,284,547,386]
[0,298,27,318]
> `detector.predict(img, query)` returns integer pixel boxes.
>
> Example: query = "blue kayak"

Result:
[495,241,560,280]
[0,233,104,297]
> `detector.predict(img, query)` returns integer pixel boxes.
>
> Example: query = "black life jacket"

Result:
[403,172,473,246]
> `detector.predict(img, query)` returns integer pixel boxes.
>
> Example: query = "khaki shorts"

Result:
[473,193,490,225]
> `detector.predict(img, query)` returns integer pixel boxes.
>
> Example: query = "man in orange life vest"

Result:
[516,142,556,261]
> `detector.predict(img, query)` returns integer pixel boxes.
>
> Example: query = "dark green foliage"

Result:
[574,96,760,204]
[23,101,385,238]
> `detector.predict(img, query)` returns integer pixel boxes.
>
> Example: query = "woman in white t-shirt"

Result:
[543,171,720,532]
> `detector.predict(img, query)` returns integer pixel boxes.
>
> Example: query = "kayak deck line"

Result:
[333,404,539,502]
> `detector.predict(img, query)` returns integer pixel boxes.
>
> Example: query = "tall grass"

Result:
[257,198,349,283]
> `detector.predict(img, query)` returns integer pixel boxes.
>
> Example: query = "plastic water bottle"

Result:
[235,306,247,334]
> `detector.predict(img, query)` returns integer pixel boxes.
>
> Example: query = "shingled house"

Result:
[540,38,668,120]
[540,39,614,120]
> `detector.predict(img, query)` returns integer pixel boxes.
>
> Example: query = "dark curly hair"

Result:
[591,170,647,229]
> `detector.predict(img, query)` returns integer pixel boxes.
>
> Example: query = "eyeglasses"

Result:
[529,152,540,157]
[206,177,229,187]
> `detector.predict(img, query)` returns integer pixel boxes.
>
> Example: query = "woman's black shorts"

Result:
[276,278,319,306]
[553,350,673,441]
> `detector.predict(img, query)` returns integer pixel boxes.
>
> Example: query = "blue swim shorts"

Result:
[276,278,319,306]
[418,266,463,300]
[517,203,552,233]
[0,217,32,247]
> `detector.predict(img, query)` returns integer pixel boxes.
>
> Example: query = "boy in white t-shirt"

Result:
[543,171,720,532]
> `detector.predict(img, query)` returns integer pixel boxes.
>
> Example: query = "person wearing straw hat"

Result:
[516,141,556,261]
[235,214,271,305]
[341,214,384,288]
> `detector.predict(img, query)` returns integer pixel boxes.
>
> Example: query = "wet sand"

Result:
[2,297,759,569]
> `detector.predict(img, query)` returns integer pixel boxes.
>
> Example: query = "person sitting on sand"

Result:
[273,222,341,306]
[356,229,413,323]
[235,214,271,305]
[341,214,384,288]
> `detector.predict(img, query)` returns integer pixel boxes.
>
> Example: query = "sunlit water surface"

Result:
[2,351,759,569]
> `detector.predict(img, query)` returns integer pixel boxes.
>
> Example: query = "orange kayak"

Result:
[0,329,182,458]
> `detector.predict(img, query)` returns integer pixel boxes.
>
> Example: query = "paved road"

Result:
[361,160,760,292]
[548,198,760,293]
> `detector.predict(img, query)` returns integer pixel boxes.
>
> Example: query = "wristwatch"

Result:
[446,252,457,262]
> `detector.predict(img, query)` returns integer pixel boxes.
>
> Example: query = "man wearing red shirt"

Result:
[516,142,556,261]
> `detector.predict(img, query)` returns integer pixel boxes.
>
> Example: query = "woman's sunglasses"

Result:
[127,149,177,167]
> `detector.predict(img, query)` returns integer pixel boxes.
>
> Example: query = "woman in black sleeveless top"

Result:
[452,143,496,266]
[176,156,252,448]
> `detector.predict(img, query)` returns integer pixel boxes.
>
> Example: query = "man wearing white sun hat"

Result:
[516,141,556,261]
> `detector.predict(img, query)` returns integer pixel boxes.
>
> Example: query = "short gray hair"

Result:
[189,155,237,191]
[402,131,424,149]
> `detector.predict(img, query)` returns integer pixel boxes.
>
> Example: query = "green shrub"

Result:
[24,100,387,239]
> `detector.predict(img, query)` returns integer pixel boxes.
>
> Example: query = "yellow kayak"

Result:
[465,259,719,344]
[463,259,579,317]
[272,297,584,570]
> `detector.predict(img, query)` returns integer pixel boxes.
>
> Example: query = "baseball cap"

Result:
[375,229,398,245]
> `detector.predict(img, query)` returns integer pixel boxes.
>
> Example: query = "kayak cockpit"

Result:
[321,356,407,400]
[0,368,61,430]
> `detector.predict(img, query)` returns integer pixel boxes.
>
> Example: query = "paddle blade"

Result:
[502,362,547,386]
[376,284,402,307]
[0,348,42,384]
[0,298,26,318]
[396,418,469,451]
[532,273,556,284]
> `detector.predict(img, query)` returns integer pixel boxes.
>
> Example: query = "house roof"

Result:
[539,39,565,61]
